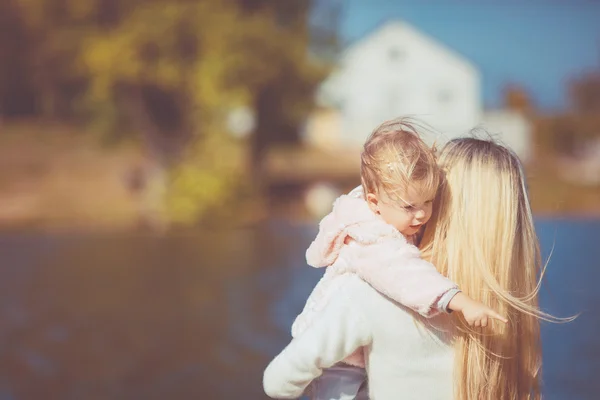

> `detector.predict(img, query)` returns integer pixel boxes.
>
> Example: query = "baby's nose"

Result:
[414,209,426,219]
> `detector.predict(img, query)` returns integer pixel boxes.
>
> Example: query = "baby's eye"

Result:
[425,200,433,204]
[403,205,415,211]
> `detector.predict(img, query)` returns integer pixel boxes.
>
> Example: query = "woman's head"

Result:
[424,137,537,280]
[360,118,439,236]
[421,137,545,400]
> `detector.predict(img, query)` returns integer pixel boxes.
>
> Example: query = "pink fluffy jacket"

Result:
[291,187,457,367]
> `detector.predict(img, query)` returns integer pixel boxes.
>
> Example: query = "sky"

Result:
[333,0,600,111]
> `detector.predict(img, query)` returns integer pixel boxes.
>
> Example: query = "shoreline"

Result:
[0,122,599,232]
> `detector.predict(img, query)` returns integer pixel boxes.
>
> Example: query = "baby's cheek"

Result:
[424,206,434,220]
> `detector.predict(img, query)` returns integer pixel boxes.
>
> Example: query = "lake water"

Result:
[0,218,598,399]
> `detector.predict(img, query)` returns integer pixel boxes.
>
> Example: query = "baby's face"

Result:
[368,185,435,236]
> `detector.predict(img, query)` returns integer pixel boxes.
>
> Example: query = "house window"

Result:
[388,47,406,62]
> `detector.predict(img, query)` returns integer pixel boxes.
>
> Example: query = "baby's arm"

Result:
[345,239,458,317]
[305,210,339,268]
[346,239,505,323]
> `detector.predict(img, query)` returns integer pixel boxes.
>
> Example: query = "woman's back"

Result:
[263,273,455,400]
[346,274,455,399]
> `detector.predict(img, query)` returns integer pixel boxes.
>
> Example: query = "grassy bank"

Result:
[0,122,144,230]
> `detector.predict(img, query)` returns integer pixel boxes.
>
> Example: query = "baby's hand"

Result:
[448,292,508,327]
[461,301,507,327]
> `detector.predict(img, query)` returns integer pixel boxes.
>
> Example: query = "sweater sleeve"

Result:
[437,288,462,313]
[305,204,347,268]
[263,276,372,399]
[346,239,458,318]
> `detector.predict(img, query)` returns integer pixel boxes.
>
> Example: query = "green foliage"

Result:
[11,0,334,226]
[166,128,250,225]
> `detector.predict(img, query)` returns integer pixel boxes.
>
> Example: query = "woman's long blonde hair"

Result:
[421,137,560,400]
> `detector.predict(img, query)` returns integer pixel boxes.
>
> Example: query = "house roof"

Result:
[339,19,480,76]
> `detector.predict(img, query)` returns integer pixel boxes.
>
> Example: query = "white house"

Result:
[479,110,532,162]
[304,20,532,162]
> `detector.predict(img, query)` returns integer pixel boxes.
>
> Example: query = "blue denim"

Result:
[306,363,368,400]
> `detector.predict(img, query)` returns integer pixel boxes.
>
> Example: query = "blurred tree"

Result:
[0,0,36,117]
[539,72,600,157]
[566,72,600,151]
[229,0,341,176]
[570,71,600,113]
[16,0,93,119]
[502,83,534,115]
[14,0,338,227]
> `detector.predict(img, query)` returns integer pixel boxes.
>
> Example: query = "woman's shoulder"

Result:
[329,273,384,312]
[331,273,372,299]
[333,274,408,315]
[330,274,455,356]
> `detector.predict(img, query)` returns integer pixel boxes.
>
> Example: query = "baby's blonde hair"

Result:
[360,118,439,202]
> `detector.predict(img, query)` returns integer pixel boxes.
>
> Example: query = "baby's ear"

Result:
[365,192,380,214]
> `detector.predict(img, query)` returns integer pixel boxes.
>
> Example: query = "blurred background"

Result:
[0,0,599,398]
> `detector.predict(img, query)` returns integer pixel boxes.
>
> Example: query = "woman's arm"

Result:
[263,275,372,399]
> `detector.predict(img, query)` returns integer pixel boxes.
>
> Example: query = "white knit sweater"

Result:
[263,274,455,400]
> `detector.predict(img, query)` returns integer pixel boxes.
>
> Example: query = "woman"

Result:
[420,137,550,399]
[264,137,551,399]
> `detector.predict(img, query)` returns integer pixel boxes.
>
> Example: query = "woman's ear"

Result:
[366,192,380,214]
